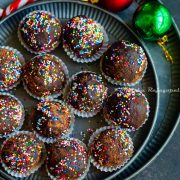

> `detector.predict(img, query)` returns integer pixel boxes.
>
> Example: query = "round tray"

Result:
[0,0,179,180]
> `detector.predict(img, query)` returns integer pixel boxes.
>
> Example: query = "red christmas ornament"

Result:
[99,0,133,12]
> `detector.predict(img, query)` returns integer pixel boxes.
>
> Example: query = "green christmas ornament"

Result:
[133,1,172,41]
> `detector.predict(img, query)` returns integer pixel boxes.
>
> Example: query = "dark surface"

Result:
[0,1,179,180]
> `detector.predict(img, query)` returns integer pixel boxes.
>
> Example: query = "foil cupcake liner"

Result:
[0,46,25,91]
[33,99,75,144]
[46,137,90,180]
[0,92,25,139]
[103,87,150,130]
[18,10,61,55]
[88,126,134,172]
[100,56,148,86]
[63,71,108,118]
[23,54,69,101]
[0,131,46,178]
[63,22,109,63]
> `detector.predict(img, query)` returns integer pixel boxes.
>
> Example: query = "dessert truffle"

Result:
[89,127,133,171]
[103,87,150,129]
[0,47,24,91]
[46,138,89,179]
[23,54,68,99]
[0,93,24,137]
[0,131,46,177]
[101,40,148,85]
[63,15,104,59]
[65,71,107,117]
[32,100,74,143]
[18,11,62,54]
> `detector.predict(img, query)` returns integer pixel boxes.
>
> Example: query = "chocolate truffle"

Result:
[0,131,46,177]
[18,11,62,53]
[63,15,104,59]
[90,127,133,171]
[65,71,107,117]
[0,47,23,91]
[46,138,89,179]
[101,40,148,85]
[23,54,68,99]
[103,88,150,129]
[0,93,24,137]
[32,100,74,142]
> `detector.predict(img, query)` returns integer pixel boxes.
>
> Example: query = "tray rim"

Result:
[4,0,180,179]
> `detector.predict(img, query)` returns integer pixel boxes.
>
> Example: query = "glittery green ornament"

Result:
[133,1,172,41]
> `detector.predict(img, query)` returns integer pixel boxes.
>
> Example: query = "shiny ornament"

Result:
[133,1,172,41]
[99,0,133,12]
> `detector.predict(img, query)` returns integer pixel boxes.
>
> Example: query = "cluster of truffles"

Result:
[0,10,150,179]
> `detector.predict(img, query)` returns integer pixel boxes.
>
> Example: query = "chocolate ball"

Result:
[65,71,107,117]
[0,132,46,176]
[46,138,89,179]
[103,87,150,129]
[18,11,62,53]
[90,127,133,170]
[23,54,68,99]
[0,47,23,90]
[32,100,74,141]
[0,93,24,137]
[101,40,147,85]
[63,15,104,59]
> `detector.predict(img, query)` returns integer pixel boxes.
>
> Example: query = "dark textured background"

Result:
[0,0,179,180]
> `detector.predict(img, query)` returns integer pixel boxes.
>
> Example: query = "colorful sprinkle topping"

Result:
[103,87,149,129]
[66,72,107,113]
[0,94,24,136]
[64,15,104,58]
[102,40,147,82]
[32,101,73,139]
[90,128,133,167]
[0,48,22,90]
[23,54,67,98]
[0,133,45,173]
[47,138,88,179]
[19,11,61,53]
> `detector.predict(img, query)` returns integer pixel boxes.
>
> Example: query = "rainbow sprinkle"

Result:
[47,138,88,179]
[0,133,45,173]
[0,94,23,136]
[103,87,149,129]
[66,72,107,113]
[19,11,61,53]
[102,40,147,83]
[64,16,104,58]
[23,54,67,98]
[90,128,133,167]
[0,48,22,90]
